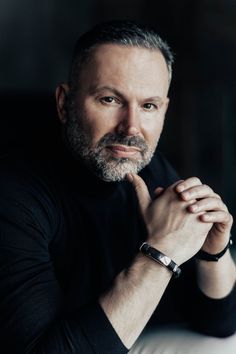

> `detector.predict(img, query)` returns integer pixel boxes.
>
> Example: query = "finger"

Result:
[175,177,202,193]
[154,187,164,197]
[200,211,233,225]
[154,179,184,196]
[188,197,228,213]
[167,179,185,196]
[170,179,185,189]
[126,173,151,212]
[180,184,220,202]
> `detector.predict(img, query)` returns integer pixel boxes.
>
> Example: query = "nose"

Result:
[116,105,140,136]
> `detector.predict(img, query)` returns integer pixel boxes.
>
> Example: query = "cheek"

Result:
[142,118,165,145]
[77,105,114,144]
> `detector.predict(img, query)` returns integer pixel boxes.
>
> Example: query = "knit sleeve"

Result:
[176,258,236,338]
[188,279,236,338]
[0,163,127,354]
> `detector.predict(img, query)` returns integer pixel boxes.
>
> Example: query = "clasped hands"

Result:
[128,174,233,265]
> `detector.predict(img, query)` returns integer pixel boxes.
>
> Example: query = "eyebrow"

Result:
[89,85,164,104]
[89,85,123,98]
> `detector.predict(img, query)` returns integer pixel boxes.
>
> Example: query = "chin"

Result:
[94,159,147,182]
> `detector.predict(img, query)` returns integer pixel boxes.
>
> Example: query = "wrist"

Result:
[136,252,173,280]
[146,237,183,265]
[195,237,233,262]
[140,242,181,278]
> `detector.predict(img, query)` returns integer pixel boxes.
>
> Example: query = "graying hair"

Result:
[68,20,174,90]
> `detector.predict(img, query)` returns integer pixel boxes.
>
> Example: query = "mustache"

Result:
[97,133,148,151]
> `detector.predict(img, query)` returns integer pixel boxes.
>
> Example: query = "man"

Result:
[0,20,235,353]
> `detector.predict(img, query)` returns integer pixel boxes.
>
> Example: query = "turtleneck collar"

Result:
[49,143,127,198]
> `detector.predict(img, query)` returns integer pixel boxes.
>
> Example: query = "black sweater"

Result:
[0,146,235,353]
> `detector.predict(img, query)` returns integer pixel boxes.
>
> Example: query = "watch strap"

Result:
[195,237,233,262]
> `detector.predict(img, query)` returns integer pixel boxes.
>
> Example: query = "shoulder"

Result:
[0,148,61,240]
[153,150,181,183]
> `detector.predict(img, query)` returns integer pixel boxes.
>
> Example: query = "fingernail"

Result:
[203,214,210,220]
[176,185,184,192]
[182,192,190,199]
[191,205,198,212]
[126,173,133,182]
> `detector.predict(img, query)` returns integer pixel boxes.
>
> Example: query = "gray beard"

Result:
[63,113,157,182]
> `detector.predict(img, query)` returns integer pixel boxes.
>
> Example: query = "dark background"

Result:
[0,0,236,237]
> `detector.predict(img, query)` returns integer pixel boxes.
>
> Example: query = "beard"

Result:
[63,110,157,182]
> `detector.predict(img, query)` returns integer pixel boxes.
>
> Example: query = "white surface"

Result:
[129,325,236,354]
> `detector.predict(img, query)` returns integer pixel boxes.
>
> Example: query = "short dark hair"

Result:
[68,20,174,89]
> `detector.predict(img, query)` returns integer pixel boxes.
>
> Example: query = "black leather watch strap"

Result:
[140,242,181,278]
[195,238,233,262]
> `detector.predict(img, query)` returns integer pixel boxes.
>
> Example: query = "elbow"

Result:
[211,329,236,339]
[195,325,236,339]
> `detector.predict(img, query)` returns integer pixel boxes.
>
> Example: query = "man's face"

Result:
[60,44,170,182]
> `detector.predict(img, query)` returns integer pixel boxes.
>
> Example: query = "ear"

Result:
[55,83,70,124]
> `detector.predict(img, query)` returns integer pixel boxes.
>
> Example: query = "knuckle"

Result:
[228,213,233,224]
[222,203,228,212]
[192,176,201,184]
[134,181,143,193]
[222,211,232,223]
[134,184,141,193]
[202,184,212,193]
[132,175,144,191]
[216,197,223,205]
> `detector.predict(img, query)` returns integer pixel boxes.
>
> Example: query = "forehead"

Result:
[78,44,170,97]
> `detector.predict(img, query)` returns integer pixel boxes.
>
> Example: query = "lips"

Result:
[106,144,141,158]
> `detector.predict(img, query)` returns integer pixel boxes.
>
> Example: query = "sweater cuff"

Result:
[76,302,128,354]
[191,283,236,337]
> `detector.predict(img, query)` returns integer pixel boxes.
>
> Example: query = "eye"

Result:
[143,103,158,111]
[100,96,119,105]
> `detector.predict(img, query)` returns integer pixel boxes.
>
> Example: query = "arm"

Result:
[174,178,236,298]
[193,251,236,337]
[99,251,173,349]
[0,172,127,354]
[196,251,236,299]
[100,174,214,348]
[101,175,236,347]
[175,178,236,336]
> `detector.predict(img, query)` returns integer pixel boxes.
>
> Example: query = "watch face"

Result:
[160,255,171,266]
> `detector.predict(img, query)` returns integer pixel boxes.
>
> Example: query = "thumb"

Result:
[126,173,151,212]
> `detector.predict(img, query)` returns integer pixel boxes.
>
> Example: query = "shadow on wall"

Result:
[0,92,61,155]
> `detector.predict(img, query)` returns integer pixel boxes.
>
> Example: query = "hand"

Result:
[127,174,213,265]
[175,177,233,254]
